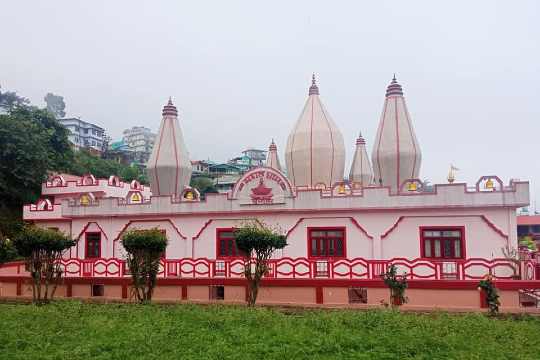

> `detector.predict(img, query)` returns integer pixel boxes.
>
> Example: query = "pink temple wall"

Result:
[34,206,514,261]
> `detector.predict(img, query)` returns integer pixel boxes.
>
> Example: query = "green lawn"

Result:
[0,301,539,359]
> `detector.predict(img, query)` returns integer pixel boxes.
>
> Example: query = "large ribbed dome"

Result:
[285,75,345,188]
[371,76,421,192]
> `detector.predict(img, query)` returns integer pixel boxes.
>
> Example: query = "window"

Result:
[348,287,367,304]
[421,228,464,259]
[216,228,241,258]
[92,284,104,297]
[532,225,540,234]
[209,285,224,300]
[308,228,346,258]
[85,232,101,259]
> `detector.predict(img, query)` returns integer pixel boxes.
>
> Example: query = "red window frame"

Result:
[85,232,101,259]
[419,226,466,260]
[307,227,346,259]
[216,228,242,258]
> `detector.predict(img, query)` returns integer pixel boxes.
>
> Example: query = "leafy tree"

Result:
[121,229,167,303]
[0,107,74,206]
[119,165,140,183]
[68,150,148,184]
[13,226,75,304]
[382,264,408,307]
[0,234,17,264]
[190,176,218,199]
[44,93,66,118]
[0,85,29,111]
[234,223,287,306]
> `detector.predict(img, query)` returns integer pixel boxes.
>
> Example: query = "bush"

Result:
[234,223,287,306]
[121,229,167,303]
[478,275,500,315]
[13,226,75,304]
[382,264,408,307]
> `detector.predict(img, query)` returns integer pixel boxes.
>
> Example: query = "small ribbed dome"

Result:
[349,132,373,187]
[265,139,282,172]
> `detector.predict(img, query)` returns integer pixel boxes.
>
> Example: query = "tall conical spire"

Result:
[286,75,345,188]
[349,132,373,187]
[147,98,192,196]
[372,76,421,192]
[265,139,282,172]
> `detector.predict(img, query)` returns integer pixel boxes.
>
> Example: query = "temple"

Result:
[3,75,538,310]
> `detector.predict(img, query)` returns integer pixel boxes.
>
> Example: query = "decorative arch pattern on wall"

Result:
[112,219,188,257]
[285,217,374,240]
[381,215,509,240]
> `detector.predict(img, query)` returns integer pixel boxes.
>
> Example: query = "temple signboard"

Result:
[233,168,293,205]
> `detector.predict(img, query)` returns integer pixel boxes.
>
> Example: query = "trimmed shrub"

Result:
[121,228,167,303]
[234,223,287,306]
[13,226,75,304]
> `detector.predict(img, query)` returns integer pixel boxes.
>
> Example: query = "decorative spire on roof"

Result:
[356,132,366,145]
[162,97,178,117]
[308,73,319,95]
[269,138,277,151]
[349,130,373,187]
[266,139,282,171]
[385,74,404,97]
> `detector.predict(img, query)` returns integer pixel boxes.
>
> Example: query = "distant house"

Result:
[208,163,242,176]
[58,118,105,153]
[105,140,136,165]
[122,126,156,165]
[191,160,211,175]
[228,148,267,171]
[242,148,266,167]
[518,215,540,244]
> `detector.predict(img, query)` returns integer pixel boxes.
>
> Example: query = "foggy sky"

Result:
[1,1,539,209]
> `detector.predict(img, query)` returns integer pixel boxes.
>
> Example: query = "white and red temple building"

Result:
[2,76,539,310]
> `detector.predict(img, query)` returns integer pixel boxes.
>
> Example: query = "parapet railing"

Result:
[2,257,537,281]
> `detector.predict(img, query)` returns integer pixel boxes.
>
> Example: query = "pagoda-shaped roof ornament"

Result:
[162,97,178,117]
[385,74,404,97]
[308,73,319,95]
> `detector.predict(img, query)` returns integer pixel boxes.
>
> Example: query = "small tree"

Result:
[234,223,287,306]
[382,264,408,307]
[121,229,167,303]
[13,226,75,304]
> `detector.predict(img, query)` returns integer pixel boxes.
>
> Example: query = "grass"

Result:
[0,301,539,359]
